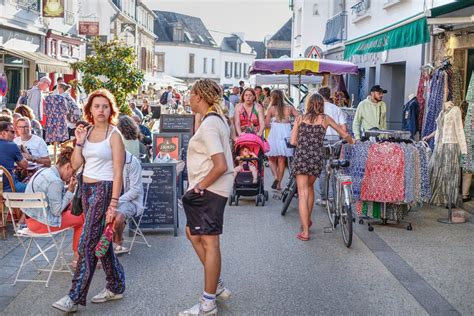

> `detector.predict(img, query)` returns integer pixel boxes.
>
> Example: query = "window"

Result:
[243,63,249,79]
[189,54,195,74]
[156,53,165,72]
[211,58,215,74]
[313,3,319,15]
[203,57,207,74]
[173,25,184,42]
[141,47,147,70]
[234,62,241,78]
[225,61,232,78]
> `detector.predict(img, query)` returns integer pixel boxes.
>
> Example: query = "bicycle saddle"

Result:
[330,159,350,169]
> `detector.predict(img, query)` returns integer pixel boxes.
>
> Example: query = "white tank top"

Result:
[82,126,118,181]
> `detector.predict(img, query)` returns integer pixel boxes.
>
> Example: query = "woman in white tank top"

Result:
[53,89,126,312]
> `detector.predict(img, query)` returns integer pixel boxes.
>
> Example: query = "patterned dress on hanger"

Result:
[44,94,69,143]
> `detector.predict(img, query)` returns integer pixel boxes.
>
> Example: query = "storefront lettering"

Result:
[1,29,41,46]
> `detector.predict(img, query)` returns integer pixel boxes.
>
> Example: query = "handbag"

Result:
[71,173,83,216]
[95,221,114,258]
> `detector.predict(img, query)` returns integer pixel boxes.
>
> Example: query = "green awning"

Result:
[428,0,474,18]
[344,16,430,60]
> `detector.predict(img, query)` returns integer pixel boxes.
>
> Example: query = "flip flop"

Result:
[114,244,129,254]
[296,233,310,241]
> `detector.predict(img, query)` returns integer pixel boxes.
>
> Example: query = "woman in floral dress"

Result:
[290,92,354,241]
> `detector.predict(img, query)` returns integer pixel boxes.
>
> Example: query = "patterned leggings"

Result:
[69,181,125,306]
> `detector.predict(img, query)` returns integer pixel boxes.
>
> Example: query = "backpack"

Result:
[159,91,169,105]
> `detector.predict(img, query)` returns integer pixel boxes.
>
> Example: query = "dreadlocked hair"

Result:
[270,89,285,121]
[192,79,225,116]
[304,92,325,123]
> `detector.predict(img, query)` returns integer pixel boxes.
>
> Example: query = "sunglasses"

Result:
[5,130,15,134]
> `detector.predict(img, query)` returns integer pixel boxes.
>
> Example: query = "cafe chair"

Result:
[127,169,153,254]
[0,166,17,239]
[3,192,73,287]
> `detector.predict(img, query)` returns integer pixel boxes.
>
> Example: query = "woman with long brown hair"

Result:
[53,89,125,312]
[265,89,299,190]
[290,92,354,241]
[234,87,265,137]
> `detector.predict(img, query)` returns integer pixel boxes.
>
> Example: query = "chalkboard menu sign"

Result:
[179,132,192,181]
[132,163,178,236]
[160,114,195,133]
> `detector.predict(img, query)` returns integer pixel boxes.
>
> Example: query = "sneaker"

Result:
[52,295,78,313]
[216,282,231,301]
[316,199,327,206]
[91,288,123,303]
[179,297,217,316]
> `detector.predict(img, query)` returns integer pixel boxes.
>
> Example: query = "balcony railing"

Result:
[8,0,40,13]
[351,0,370,16]
[322,11,347,45]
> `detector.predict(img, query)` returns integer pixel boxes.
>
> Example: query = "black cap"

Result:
[370,85,387,94]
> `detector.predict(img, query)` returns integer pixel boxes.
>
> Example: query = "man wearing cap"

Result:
[27,76,51,123]
[353,85,388,139]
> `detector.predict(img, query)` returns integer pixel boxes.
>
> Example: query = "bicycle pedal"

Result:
[273,194,281,200]
[323,226,334,233]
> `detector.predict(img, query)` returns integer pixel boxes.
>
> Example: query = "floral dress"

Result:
[44,94,69,143]
[292,121,326,177]
[239,103,260,134]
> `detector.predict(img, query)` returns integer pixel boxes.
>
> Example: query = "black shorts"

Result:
[182,190,227,235]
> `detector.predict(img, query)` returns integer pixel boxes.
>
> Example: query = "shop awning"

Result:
[0,47,72,74]
[427,0,474,18]
[343,14,430,60]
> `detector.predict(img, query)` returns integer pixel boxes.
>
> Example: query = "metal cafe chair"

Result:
[3,192,73,287]
[127,169,153,254]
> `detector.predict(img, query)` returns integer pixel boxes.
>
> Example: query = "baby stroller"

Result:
[229,133,269,206]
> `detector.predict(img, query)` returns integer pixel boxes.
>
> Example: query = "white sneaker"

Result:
[216,282,231,301]
[91,288,123,303]
[316,199,327,206]
[179,297,217,316]
[52,295,78,313]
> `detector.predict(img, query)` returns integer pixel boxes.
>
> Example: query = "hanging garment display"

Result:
[402,96,419,138]
[429,103,466,206]
[361,142,405,203]
[416,72,430,133]
[422,70,446,149]
[462,73,474,173]
[44,94,69,143]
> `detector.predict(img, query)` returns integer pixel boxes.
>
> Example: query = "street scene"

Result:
[1,0,474,315]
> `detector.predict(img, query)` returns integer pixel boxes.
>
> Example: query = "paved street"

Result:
[1,172,474,315]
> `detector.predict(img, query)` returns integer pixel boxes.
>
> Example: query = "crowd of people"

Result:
[0,74,393,314]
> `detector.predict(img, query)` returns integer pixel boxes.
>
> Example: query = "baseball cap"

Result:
[370,85,387,94]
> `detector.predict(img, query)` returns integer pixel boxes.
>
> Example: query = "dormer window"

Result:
[173,23,184,42]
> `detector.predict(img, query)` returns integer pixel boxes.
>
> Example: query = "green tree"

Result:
[71,38,144,115]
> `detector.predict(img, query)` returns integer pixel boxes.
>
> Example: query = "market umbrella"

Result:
[249,58,358,76]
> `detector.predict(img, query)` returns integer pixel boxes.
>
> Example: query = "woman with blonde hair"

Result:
[265,89,299,190]
[180,79,234,315]
[53,89,125,312]
[290,92,354,241]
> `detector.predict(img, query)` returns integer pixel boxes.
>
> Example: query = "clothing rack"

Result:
[363,129,412,140]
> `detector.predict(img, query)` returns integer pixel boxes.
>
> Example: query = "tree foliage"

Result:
[71,38,144,115]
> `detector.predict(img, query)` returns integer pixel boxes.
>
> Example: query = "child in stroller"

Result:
[233,146,258,183]
[229,133,269,206]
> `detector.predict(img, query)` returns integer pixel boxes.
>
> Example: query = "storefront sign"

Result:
[344,17,430,60]
[7,0,39,13]
[0,29,41,47]
[153,133,181,160]
[42,0,64,18]
[79,21,99,36]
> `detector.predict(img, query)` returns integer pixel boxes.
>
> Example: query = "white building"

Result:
[153,11,256,87]
[292,0,455,130]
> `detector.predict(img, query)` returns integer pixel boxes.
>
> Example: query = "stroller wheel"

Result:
[264,191,269,201]
[255,195,260,206]
[229,195,234,206]
[235,196,240,206]
[261,194,266,206]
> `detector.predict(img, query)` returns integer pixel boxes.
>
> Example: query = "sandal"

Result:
[114,244,129,254]
[296,233,310,241]
[271,180,279,190]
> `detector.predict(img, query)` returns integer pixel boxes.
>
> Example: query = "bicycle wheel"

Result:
[325,170,336,227]
[340,188,353,248]
[281,177,297,216]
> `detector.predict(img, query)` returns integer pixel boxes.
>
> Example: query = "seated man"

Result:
[0,121,28,192]
[113,151,144,254]
[132,115,152,145]
[14,117,51,167]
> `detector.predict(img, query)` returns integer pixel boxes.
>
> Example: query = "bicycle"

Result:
[280,138,297,216]
[324,140,354,248]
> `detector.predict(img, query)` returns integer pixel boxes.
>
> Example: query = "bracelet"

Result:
[111,197,119,201]
[75,143,84,148]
